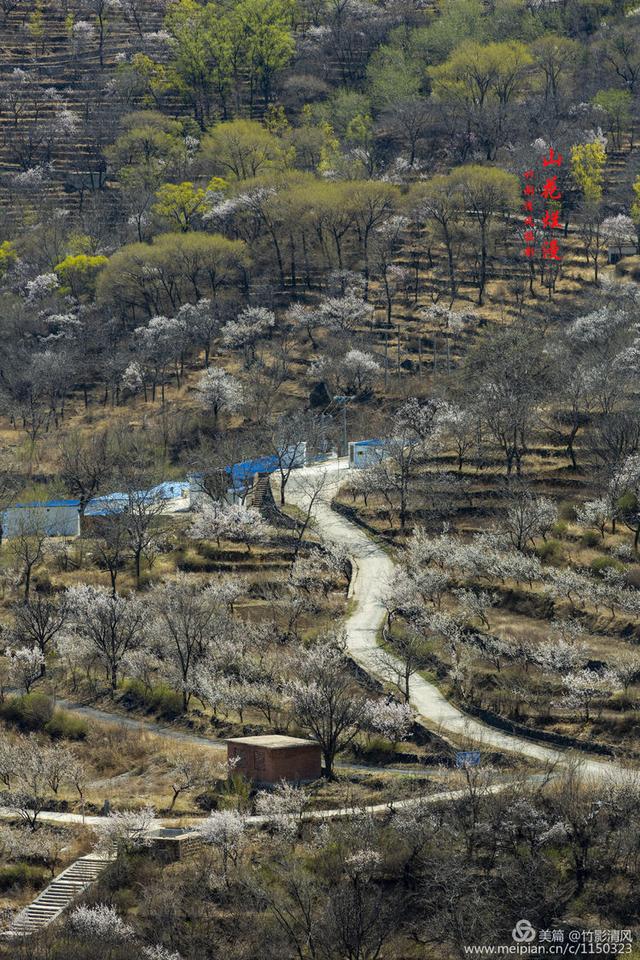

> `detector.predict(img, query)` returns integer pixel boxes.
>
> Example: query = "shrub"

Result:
[580,530,601,548]
[0,692,54,731]
[551,520,568,538]
[534,540,563,564]
[120,679,182,719]
[120,678,147,709]
[147,684,183,719]
[591,556,625,577]
[0,863,47,891]
[45,709,88,740]
[352,735,395,761]
[558,502,577,521]
[194,789,221,812]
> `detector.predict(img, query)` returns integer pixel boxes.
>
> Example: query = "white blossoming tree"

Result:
[188,500,267,551]
[67,903,134,943]
[194,366,243,424]
[286,633,369,778]
[95,806,156,856]
[197,809,248,880]
[222,306,275,366]
[364,699,414,748]
[66,585,145,694]
[6,645,45,693]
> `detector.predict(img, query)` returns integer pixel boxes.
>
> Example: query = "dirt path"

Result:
[55,699,228,751]
[54,700,430,777]
[285,459,631,781]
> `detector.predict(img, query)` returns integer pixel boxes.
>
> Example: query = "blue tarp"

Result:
[8,498,80,509]
[5,455,290,522]
[353,438,384,448]
[85,481,190,517]
[190,455,285,494]
[228,455,280,490]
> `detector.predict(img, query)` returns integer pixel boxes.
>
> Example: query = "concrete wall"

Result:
[3,504,80,539]
[348,441,386,469]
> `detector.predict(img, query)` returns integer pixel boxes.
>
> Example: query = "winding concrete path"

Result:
[285,459,631,781]
[0,779,542,832]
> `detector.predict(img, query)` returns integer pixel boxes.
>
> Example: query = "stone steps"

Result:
[2,853,114,938]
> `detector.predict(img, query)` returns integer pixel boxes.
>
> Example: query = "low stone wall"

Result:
[330,499,397,546]
[461,702,616,757]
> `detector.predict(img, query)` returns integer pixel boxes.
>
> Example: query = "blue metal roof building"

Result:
[348,438,387,469]
[85,481,190,517]
[189,445,307,506]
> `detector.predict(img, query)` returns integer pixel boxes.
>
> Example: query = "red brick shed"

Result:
[227,735,322,785]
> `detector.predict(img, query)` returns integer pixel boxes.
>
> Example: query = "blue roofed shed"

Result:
[348,439,387,469]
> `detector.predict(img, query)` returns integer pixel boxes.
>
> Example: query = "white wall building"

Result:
[3,500,81,539]
[348,439,387,469]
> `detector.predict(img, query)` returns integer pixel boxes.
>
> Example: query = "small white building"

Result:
[348,439,387,469]
[3,500,81,539]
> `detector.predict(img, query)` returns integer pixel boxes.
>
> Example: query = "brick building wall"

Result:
[227,735,322,785]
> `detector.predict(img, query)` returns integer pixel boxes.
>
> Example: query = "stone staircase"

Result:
[247,472,301,530]
[3,853,114,938]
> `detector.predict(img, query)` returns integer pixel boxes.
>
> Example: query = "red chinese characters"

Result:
[542,147,563,167]
[521,146,563,261]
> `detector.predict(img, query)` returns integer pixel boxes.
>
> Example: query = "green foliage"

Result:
[409,0,487,65]
[590,555,625,577]
[489,0,546,42]
[314,90,372,143]
[580,529,601,547]
[200,119,292,180]
[558,502,578,521]
[367,45,423,110]
[54,254,108,300]
[153,181,208,231]
[352,734,396,760]
[121,679,183,719]
[121,53,171,107]
[534,539,564,564]
[551,520,569,537]
[570,141,606,203]
[107,111,190,183]
[617,490,638,516]
[97,231,249,314]
[45,710,88,740]
[0,239,17,277]
[428,40,533,107]
[0,863,48,892]
[593,88,631,149]
[164,0,296,124]
[215,770,252,810]
[632,175,640,224]
[530,34,580,103]
[0,692,54,731]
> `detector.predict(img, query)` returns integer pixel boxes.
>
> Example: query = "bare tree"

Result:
[7,513,48,599]
[11,594,68,674]
[149,574,228,711]
[60,431,114,519]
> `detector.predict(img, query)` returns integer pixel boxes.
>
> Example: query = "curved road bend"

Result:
[285,458,632,781]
